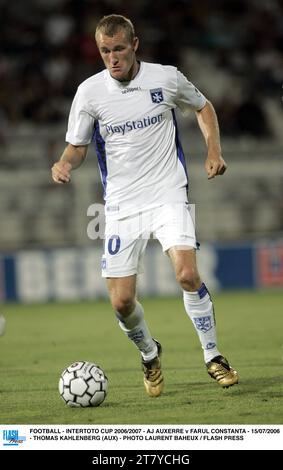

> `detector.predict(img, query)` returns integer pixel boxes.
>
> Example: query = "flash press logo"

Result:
[3,429,26,446]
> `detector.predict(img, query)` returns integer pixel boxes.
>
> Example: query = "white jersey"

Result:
[66,61,206,219]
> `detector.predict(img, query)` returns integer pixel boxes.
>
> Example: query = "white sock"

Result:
[183,283,221,363]
[116,302,157,362]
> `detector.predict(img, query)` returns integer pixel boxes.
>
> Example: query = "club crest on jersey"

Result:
[150,88,164,104]
[193,316,212,333]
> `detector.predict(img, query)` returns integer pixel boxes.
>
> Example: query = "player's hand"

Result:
[205,154,227,179]
[51,161,72,184]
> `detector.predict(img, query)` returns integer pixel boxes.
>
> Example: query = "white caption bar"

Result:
[1,425,282,450]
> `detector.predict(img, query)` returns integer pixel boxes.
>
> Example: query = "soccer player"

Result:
[52,14,238,397]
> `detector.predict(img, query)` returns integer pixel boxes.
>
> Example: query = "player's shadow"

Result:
[164,374,283,399]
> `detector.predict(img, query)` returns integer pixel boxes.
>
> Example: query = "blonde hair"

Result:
[95,14,135,43]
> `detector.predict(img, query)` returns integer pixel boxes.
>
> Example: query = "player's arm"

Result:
[51,144,88,184]
[195,100,227,179]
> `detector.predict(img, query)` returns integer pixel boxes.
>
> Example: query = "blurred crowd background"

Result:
[1,0,283,135]
[0,0,282,250]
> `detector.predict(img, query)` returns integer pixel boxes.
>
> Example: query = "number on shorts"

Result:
[108,235,121,255]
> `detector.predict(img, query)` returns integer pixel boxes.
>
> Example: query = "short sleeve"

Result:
[175,70,207,115]
[65,87,96,145]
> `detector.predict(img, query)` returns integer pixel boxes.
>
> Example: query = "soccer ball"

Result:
[59,361,108,407]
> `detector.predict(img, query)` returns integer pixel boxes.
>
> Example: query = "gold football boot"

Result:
[142,340,164,397]
[207,355,238,388]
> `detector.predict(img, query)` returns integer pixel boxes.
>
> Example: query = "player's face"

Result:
[96,30,139,82]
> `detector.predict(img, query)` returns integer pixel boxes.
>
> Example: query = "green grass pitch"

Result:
[0,291,282,424]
